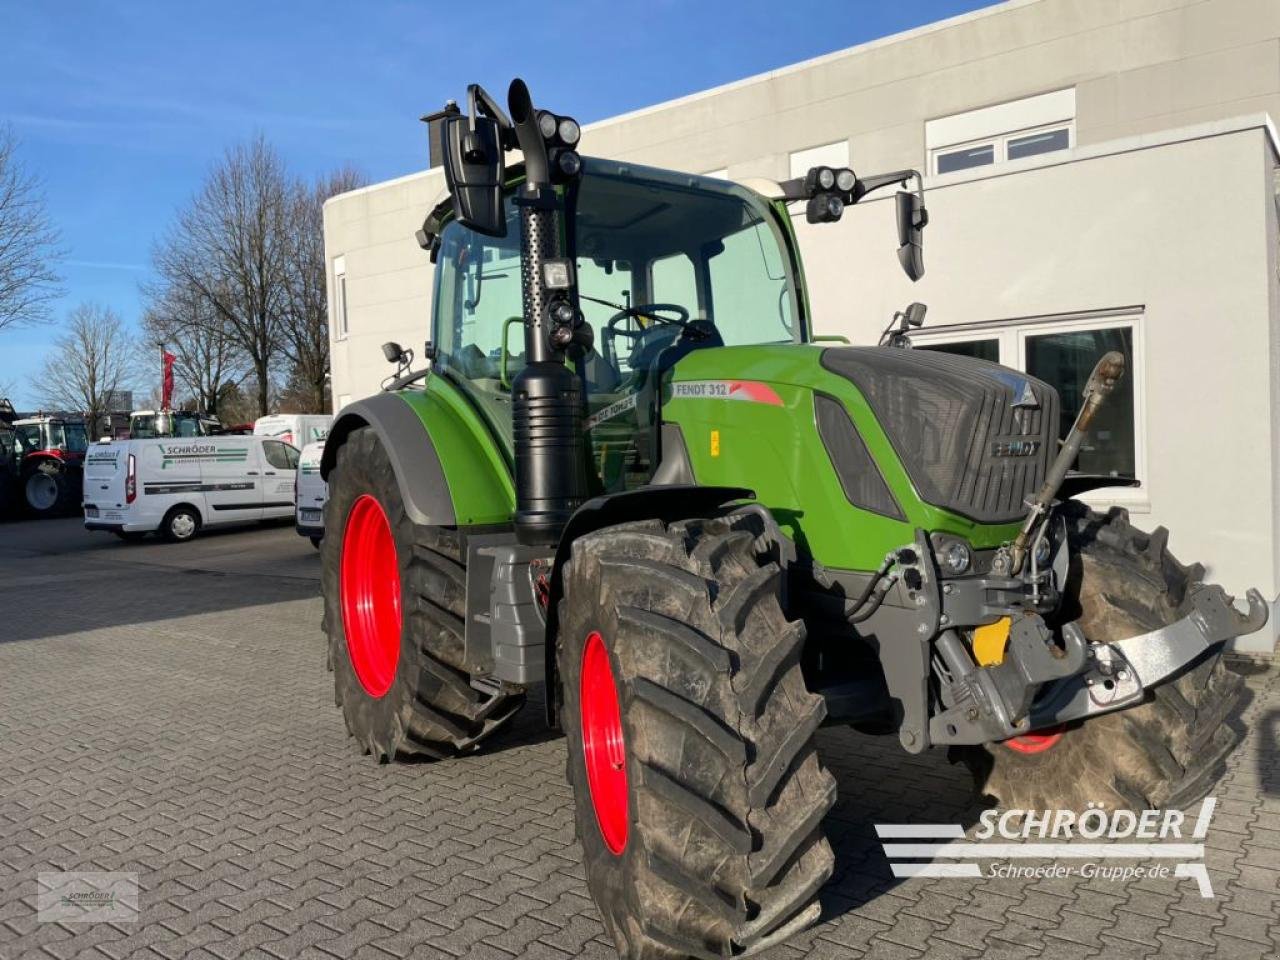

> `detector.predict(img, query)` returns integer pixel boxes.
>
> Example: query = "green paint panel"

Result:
[663,345,1023,572]
[395,381,515,525]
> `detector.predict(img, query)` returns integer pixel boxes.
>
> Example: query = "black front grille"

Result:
[820,347,1059,524]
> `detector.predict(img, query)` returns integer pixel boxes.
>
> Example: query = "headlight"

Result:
[817,167,836,190]
[941,540,971,575]
[537,110,558,139]
[835,168,857,192]
[557,117,581,145]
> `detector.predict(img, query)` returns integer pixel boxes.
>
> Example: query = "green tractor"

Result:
[319,80,1267,959]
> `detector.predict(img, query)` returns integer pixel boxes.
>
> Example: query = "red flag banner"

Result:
[161,351,176,409]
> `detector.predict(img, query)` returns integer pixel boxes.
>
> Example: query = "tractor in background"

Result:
[317,79,1266,959]
[12,413,88,517]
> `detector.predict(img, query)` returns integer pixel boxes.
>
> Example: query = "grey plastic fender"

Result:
[320,392,456,527]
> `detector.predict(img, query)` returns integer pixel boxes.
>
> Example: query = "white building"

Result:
[324,0,1280,652]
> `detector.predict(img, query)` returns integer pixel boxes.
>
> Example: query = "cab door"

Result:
[259,440,299,518]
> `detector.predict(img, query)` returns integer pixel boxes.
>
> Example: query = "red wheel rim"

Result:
[580,631,628,855]
[1004,725,1066,754]
[340,494,401,697]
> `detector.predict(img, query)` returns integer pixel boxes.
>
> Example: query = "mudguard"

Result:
[543,484,754,724]
[320,393,456,527]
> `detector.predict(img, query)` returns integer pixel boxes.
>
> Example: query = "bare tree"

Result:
[141,277,249,416]
[0,125,62,333]
[153,137,291,416]
[35,303,135,426]
[280,166,364,413]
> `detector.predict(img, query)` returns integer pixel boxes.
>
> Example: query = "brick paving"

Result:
[1,518,1277,960]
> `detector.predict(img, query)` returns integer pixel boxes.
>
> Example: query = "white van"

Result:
[295,440,327,547]
[83,435,300,542]
[253,414,332,448]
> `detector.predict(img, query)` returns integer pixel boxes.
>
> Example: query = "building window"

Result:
[927,89,1075,176]
[789,140,849,179]
[915,314,1142,492]
[333,255,348,340]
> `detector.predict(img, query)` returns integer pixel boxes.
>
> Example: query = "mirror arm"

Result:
[466,84,515,143]
[851,168,922,204]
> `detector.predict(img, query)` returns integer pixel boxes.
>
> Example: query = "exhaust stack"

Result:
[507,79,587,545]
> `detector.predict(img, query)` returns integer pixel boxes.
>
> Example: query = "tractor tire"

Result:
[321,426,524,762]
[558,515,836,960]
[955,503,1245,811]
[23,462,74,517]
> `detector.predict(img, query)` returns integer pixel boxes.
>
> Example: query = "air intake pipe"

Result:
[1009,351,1125,573]
[507,79,587,545]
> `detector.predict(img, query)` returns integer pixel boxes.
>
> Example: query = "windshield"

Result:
[130,415,157,438]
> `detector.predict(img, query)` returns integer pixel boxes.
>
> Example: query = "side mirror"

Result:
[895,191,928,282]
[440,114,506,238]
[381,341,405,364]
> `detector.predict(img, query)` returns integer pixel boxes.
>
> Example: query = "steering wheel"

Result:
[603,303,690,370]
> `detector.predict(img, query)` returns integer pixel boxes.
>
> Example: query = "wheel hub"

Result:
[580,631,628,855]
[341,494,402,697]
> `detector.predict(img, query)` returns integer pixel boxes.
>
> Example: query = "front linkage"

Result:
[861,353,1267,755]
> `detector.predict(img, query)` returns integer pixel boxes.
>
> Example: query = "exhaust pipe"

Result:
[508,79,587,545]
[1010,351,1125,573]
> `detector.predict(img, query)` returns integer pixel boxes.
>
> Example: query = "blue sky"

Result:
[0,0,992,407]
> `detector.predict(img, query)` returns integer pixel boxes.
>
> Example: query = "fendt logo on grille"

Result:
[991,439,1041,458]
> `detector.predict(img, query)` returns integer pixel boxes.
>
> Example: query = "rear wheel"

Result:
[321,427,524,761]
[161,505,201,543]
[559,515,835,959]
[955,504,1244,810]
[24,463,72,516]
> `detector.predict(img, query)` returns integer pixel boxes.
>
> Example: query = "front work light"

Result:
[805,193,844,224]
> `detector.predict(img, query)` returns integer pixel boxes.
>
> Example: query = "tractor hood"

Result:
[817,346,1059,525]
[659,344,1060,569]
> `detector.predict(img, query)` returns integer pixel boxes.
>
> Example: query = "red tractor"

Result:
[12,414,89,517]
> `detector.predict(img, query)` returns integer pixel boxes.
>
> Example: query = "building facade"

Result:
[325,0,1280,651]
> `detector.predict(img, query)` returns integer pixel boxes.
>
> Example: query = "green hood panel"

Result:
[662,345,1023,571]
[397,380,515,526]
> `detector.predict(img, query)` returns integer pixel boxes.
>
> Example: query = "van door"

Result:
[198,438,263,525]
[260,440,299,518]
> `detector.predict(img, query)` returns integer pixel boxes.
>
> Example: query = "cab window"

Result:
[262,441,298,471]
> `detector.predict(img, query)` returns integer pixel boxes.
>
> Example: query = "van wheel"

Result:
[161,506,200,543]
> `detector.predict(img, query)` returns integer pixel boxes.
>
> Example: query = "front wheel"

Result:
[559,515,835,959]
[954,505,1245,811]
[161,505,201,543]
[321,427,524,762]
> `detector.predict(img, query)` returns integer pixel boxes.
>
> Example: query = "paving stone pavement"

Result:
[1,519,1278,960]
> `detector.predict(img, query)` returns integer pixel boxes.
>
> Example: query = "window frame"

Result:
[911,312,1147,508]
[332,255,348,341]
[930,121,1075,177]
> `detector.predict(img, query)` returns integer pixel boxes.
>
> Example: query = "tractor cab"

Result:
[429,158,803,492]
[128,409,220,438]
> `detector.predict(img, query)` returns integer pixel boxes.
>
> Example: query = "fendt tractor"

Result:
[319,80,1268,959]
